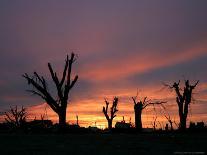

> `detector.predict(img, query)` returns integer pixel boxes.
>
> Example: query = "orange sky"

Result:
[24,83,207,129]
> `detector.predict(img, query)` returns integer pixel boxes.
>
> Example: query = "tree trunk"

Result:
[178,104,187,131]
[135,108,142,131]
[58,108,66,128]
[170,122,173,131]
[108,119,112,130]
[179,115,187,131]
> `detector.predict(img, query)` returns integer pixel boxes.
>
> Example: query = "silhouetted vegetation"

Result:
[4,106,27,131]
[189,121,206,132]
[102,97,118,130]
[132,94,166,131]
[23,53,78,128]
[164,112,178,131]
[151,116,158,130]
[0,53,205,155]
[165,80,199,131]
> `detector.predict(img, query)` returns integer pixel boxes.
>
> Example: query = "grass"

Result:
[0,132,206,155]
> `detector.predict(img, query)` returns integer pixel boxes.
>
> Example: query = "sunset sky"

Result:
[0,0,207,128]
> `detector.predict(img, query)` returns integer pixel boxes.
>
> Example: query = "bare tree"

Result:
[76,115,79,126]
[23,53,78,128]
[39,106,49,121]
[164,114,173,131]
[151,116,158,130]
[132,95,166,131]
[165,80,199,131]
[160,103,179,130]
[102,97,118,130]
[5,106,27,128]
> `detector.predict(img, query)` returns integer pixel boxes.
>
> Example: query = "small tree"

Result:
[132,95,166,131]
[76,115,79,126]
[5,106,27,129]
[23,53,78,128]
[164,114,173,131]
[165,80,199,131]
[161,104,179,130]
[102,97,118,130]
[151,116,158,130]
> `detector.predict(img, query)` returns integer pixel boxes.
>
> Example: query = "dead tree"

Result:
[164,114,173,131]
[5,106,27,128]
[161,104,178,130]
[23,53,78,128]
[151,116,158,130]
[76,115,79,126]
[165,80,199,131]
[132,95,166,131]
[102,97,118,130]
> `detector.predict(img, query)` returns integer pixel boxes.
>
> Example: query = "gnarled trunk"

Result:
[135,109,142,131]
[108,119,112,130]
[179,115,187,131]
[134,104,143,131]
[58,108,66,128]
[170,80,199,131]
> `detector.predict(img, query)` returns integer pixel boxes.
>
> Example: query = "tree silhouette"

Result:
[151,116,158,130]
[165,80,199,131]
[76,115,79,126]
[132,95,166,131]
[102,97,118,130]
[5,106,27,129]
[23,53,78,128]
[164,114,173,131]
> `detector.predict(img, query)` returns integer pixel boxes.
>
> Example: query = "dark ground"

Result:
[0,133,206,155]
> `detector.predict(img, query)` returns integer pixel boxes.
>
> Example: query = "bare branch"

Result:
[4,106,27,128]
[143,101,167,109]
[26,89,45,99]
[60,55,69,86]
[69,75,78,89]
[132,97,136,105]
[192,80,199,89]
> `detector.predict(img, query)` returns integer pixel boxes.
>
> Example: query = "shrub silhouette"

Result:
[5,106,27,130]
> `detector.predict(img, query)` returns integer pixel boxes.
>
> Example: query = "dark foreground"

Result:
[0,133,206,155]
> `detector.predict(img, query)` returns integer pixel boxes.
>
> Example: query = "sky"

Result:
[0,0,207,128]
